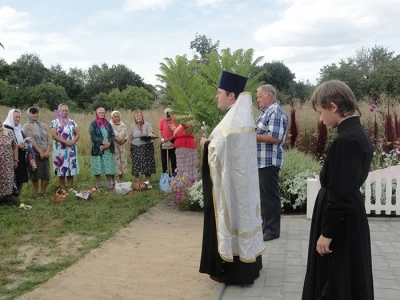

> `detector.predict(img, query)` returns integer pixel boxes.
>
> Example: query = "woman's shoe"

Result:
[106,182,113,190]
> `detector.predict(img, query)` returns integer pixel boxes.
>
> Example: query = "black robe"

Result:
[302,117,374,300]
[199,141,262,285]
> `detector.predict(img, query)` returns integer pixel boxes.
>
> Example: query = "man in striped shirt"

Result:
[255,84,288,242]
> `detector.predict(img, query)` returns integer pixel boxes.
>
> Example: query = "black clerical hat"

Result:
[218,71,248,96]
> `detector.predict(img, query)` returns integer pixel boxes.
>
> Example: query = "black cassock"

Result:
[199,141,262,285]
[302,116,374,300]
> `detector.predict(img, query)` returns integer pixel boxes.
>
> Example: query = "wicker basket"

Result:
[133,180,148,191]
[51,189,68,203]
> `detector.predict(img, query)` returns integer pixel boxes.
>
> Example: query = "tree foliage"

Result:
[190,32,220,63]
[157,48,265,131]
[318,44,400,101]
[257,61,295,91]
[0,53,154,111]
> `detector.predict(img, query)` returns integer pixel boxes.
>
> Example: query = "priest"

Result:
[199,71,265,285]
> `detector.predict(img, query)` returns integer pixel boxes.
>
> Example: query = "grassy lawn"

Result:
[0,156,166,300]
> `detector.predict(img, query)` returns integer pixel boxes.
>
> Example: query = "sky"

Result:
[1,0,400,87]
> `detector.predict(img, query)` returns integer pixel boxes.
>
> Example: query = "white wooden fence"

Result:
[307,168,400,219]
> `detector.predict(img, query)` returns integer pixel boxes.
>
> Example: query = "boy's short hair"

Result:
[311,80,361,117]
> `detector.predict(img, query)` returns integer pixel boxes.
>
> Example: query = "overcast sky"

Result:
[1,0,399,86]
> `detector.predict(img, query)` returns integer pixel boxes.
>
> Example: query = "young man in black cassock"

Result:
[302,80,374,300]
[199,71,264,285]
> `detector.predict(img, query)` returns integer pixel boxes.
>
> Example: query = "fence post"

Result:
[307,178,320,219]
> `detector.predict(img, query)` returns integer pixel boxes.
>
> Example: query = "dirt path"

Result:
[18,200,216,300]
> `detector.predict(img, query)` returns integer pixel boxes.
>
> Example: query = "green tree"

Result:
[84,63,147,102]
[50,64,84,102]
[121,86,153,110]
[31,83,70,110]
[93,92,111,111]
[367,60,400,99]
[353,44,396,74]
[190,33,220,63]
[8,53,49,87]
[0,58,13,81]
[318,45,399,99]
[0,78,9,102]
[318,59,365,99]
[84,63,113,99]
[106,89,124,109]
[110,64,146,91]
[1,85,33,108]
[288,80,315,102]
[2,82,70,110]
[256,61,295,92]
[157,48,265,131]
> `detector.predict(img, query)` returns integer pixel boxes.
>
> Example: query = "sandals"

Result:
[37,193,44,199]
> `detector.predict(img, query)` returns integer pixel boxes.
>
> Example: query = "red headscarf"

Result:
[95,107,108,128]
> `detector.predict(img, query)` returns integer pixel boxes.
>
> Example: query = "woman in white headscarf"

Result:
[23,107,52,199]
[110,111,128,183]
[4,109,29,194]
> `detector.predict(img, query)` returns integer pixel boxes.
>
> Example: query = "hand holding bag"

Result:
[161,140,174,150]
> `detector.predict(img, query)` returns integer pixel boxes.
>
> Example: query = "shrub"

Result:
[170,170,196,210]
[182,180,203,211]
[280,149,321,212]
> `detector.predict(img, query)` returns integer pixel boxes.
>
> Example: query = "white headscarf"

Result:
[4,109,24,143]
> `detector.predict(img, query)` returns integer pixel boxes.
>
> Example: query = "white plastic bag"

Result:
[115,182,133,194]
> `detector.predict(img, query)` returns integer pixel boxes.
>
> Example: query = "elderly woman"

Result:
[127,110,156,188]
[23,107,52,198]
[50,104,80,191]
[173,121,198,180]
[4,109,29,195]
[110,111,128,183]
[89,106,116,190]
[0,115,19,206]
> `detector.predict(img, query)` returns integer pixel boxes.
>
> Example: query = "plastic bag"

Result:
[159,173,171,193]
[115,182,133,194]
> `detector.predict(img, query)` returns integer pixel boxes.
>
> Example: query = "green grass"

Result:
[0,155,166,300]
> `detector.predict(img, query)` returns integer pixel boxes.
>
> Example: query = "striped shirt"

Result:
[256,101,288,169]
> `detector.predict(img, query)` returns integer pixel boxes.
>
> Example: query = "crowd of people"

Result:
[0,71,374,299]
[0,104,201,204]
[198,71,374,300]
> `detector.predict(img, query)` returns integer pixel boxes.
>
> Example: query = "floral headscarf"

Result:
[56,104,70,125]
[95,107,108,128]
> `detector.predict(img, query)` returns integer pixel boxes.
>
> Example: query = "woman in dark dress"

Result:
[302,80,374,300]
[4,109,29,194]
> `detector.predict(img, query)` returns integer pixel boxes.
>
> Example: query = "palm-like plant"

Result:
[157,48,266,132]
